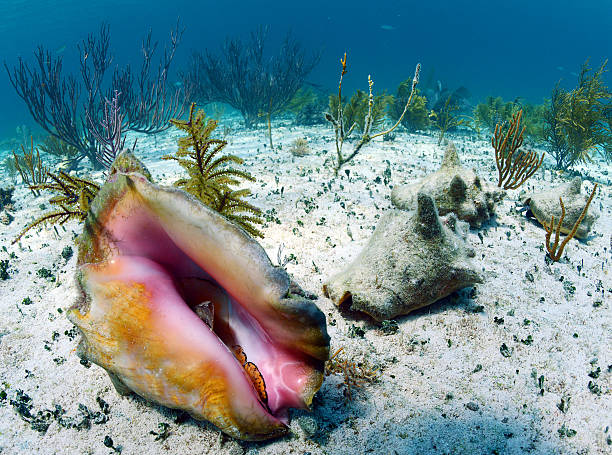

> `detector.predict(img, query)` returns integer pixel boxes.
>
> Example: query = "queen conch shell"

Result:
[67,151,330,440]
[324,193,482,321]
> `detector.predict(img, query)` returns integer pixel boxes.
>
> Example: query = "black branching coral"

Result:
[164,103,264,238]
[12,172,100,244]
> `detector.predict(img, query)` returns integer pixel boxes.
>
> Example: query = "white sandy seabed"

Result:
[0,117,610,455]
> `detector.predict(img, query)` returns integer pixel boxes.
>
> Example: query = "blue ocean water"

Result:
[0,0,610,139]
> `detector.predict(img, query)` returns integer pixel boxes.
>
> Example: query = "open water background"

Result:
[0,0,610,140]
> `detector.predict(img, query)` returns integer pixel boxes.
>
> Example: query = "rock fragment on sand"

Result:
[0,210,13,225]
[391,142,503,228]
[523,177,599,239]
[323,192,483,321]
[0,187,14,211]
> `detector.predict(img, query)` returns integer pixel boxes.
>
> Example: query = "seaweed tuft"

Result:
[0,259,9,280]
[543,59,612,169]
[0,186,14,210]
[164,103,264,238]
[12,172,99,244]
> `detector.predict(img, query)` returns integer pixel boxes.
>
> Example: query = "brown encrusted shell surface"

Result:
[323,193,483,321]
[523,177,599,239]
[391,142,504,228]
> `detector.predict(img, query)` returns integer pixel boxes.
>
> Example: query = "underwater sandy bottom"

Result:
[0,119,610,455]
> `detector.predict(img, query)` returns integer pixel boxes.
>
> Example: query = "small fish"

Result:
[56,45,67,54]
[556,66,565,72]
[380,25,395,31]
[570,72,578,77]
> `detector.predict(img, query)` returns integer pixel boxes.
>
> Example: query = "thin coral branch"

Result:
[493,109,544,190]
[87,90,130,169]
[544,183,598,261]
[119,19,189,134]
[13,207,80,244]
[12,136,48,196]
[370,64,420,140]
[325,53,420,175]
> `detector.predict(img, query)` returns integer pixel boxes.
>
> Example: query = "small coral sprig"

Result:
[164,103,264,238]
[432,94,464,146]
[12,171,100,244]
[325,347,380,401]
[544,183,597,261]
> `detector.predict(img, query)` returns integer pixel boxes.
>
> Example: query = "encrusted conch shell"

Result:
[68,151,329,440]
[324,193,482,321]
[392,142,504,228]
[523,177,599,239]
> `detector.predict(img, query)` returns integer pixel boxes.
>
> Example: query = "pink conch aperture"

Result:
[68,151,330,440]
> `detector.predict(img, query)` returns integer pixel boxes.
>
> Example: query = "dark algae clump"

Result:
[0,259,9,280]
[3,389,110,434]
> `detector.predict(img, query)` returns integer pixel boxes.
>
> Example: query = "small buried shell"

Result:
[68,151,329,440]
[523,177,599,239]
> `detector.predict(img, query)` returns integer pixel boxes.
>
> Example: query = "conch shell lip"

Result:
[69,152,329,440]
